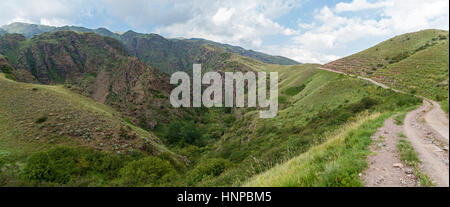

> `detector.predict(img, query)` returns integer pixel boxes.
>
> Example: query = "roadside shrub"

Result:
[393,95,420,108]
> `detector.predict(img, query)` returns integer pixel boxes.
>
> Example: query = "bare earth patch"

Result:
[363,117,418,187]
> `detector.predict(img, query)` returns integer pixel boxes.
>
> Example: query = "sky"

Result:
[0,0,448,64]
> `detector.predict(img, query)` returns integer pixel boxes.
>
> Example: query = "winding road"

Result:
[318,66,449,187]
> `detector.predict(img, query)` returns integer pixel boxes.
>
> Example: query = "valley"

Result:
[0,23,448,187]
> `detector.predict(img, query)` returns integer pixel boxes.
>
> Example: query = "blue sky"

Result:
[0,0,448,63]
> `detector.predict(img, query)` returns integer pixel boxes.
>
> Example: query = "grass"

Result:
[441,99,449,114]
[0,73,176,166]
[244,112,387,187]
[397,139,434,186]
[193,63,420,186]
[393,105,419,125]
[325,29,449,110]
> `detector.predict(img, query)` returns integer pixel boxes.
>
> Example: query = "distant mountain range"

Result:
[0,22,299,74]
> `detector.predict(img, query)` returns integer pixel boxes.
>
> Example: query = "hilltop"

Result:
[324,29,449,111]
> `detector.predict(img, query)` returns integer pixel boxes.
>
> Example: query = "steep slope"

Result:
[183,64,420,186]
[0,73,190,186]
[324,29,449,108]
[1,22,299,74]
[0,71,182,158]
[0,31,188,130]
[120,31,298,74]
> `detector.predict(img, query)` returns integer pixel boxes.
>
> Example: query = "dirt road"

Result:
[318,66,449,187]
[424,99,449,144]
[363,118,418,187]
[404,100,449,186]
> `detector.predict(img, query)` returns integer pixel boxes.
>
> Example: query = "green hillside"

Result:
[0,31,192,130]
[324,29,449,111]
[0,73,186,186]
[0,27,438,187]
[178,64,420,186]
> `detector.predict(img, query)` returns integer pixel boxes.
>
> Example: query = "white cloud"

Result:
[213,8,235,25]
[335,0,389,12]
[0,0,448,64]
[0,0,88,26]
[281,0,449,63]
[155,0,300,48]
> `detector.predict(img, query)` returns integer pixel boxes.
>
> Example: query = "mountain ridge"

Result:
[0,22,300,73]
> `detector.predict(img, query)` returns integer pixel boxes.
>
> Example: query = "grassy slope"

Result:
[190,62,420,186]
[324,29,449,111]
[245,112,384,187]
[0,73,174,161]
[372,41,449,111]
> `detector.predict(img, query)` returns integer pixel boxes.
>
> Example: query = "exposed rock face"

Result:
[0,31,188,129]
[120,31,286,74]
[2,22,300,74]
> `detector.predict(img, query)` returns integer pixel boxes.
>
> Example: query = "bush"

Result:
[0,65,13,74]
[119,157,178,186]
[348,97,378,113]
[165,121,203,146]
[278,96,287,104]
[4,73,16,81]
[35,115,48,124]
[22,147,84,184]
[284,85,305,96]
[388,52,410,64]
[22,147,138,184]
[187,158,232,186]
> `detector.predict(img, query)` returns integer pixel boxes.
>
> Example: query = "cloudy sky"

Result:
[0,0,448,63]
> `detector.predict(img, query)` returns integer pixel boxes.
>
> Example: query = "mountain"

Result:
[1,22,299,74]
[1,22,56,38]
[0,31,191,130]
[0,25,443,187]
[0,70,191,186]
[324,29,449,109]
[120,31,298,74]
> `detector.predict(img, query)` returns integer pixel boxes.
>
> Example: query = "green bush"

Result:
[165,121,204,146]
[119,157,178,186]
[278,95,287,104]
[347,97,378,113]
[187,158,232,186]
[35,115,48,123]
[22,147,140,185]
[22,147,84,184]
[284,85,305,96]
[388,51,410,64]
[0,65,13,74]
[4,73,16,81]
